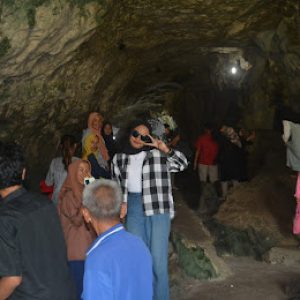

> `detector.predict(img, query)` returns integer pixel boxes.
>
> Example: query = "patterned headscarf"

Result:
[82,133,100,161]
[86,112,109,161]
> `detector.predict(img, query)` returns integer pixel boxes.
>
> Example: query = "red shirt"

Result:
[195,132,219,165]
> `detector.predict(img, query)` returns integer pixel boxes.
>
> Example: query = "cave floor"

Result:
[171,169,300,300]
[171,255,300,300]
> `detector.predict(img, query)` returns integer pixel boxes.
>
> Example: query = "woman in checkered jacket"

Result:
[111,120,188,300]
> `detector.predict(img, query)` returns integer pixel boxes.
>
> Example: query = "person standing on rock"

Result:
[282,111,300,242]
[193,123,219,212]
[282,117,300,173]
[218,124,243,198]
[111,119,188,300]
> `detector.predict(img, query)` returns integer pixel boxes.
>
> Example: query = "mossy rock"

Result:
[0,37,11,58]
[69,0,106,6]
[27,7,36,28]
[205,219,276,260]
[171,232,217,280]
[2,0,106,9]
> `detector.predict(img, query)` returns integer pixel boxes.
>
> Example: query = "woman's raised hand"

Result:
[144,135,171,154]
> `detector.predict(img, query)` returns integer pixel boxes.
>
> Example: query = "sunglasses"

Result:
[131,130,151,143]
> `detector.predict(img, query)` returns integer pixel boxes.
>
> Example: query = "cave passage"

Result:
[1,0,300,299]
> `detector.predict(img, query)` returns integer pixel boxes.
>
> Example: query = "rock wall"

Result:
[214,137,298,255]
[0,0,299,179]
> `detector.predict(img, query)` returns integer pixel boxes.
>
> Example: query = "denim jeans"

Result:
[126,193,171,300]
[68,260,84,300]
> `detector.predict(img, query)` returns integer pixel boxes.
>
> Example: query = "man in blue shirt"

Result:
[81,179,153,300]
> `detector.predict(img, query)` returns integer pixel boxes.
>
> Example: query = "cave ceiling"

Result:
[0,0,299,149]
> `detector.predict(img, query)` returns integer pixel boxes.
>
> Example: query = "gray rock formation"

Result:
[0,2,299,217]
[1,0,300,285]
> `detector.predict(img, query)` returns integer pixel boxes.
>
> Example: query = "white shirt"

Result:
[282,120,292,143]
[45,156,78,206]
[127,152,146,193]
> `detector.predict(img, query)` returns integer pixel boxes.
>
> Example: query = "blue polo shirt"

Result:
[82,224,153,300]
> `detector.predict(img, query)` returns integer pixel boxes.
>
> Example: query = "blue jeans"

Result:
[126,193,171,300]
[68,260,84,300]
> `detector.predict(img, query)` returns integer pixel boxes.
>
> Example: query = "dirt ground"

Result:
[171,255,300,300]
[170,139,300,300]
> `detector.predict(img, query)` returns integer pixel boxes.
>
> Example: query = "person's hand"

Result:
[143,135,171,154]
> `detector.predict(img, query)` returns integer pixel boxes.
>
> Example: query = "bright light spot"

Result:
[231,67,237,74]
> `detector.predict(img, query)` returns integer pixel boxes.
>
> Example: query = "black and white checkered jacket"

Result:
[111,149,188,218]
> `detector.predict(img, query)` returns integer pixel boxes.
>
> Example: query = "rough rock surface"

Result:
[264,246,300,266]
[171,256,300,300]
[214,136,298,253]
[215,171,296,245]
[171,191,231,280]
[0,1,299,172]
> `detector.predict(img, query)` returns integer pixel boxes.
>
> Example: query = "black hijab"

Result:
[117,120,154,155]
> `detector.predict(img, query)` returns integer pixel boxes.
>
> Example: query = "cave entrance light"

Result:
[230,66,238,75]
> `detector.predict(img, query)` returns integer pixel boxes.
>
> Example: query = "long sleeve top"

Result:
[112,149,188,218]
[45,157,78,206]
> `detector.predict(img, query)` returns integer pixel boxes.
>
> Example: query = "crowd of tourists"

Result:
[1,108,300,300]
[193,122,255,213]
[0,112,188,300]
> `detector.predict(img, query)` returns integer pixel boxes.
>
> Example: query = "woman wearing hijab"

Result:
[111,120,188,300]
[82,133,111,179]
[102,121,117,160]
[82,112,109,169]
[58,160,96,300]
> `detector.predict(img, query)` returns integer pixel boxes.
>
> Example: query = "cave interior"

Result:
[1,0,300,293]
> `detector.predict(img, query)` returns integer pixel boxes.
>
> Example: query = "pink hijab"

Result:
[87,112,109,161]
